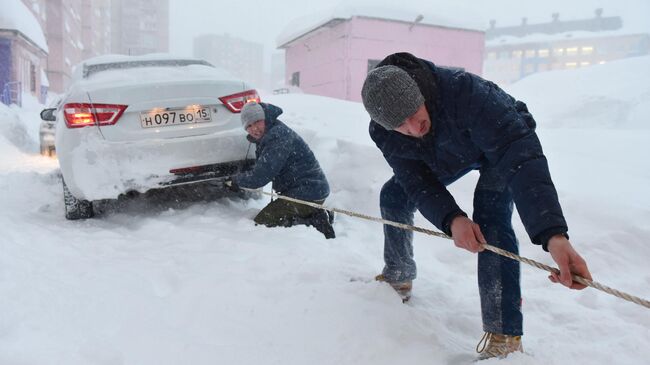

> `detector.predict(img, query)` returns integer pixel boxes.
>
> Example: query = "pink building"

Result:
[278,9,485,102]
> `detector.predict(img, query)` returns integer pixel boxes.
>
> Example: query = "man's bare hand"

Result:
[547,235,592,290]
[450,216,486,253]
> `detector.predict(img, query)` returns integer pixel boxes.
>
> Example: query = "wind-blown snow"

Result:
[0,56,649,364]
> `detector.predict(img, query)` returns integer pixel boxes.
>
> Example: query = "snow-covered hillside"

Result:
[0,57,648,364]
[505,55,650,130]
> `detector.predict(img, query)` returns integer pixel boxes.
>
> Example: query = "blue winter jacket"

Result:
[369,53,567,248]
[235,103,330,202]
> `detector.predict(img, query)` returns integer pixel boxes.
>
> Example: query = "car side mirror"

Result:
[40,108,57,121]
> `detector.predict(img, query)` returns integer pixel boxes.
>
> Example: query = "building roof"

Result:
[0,0,48,52]
[276,4,486,48]
[487,29,649,48]
[485,1,650,47]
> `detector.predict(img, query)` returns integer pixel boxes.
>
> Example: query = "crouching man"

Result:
[227,101,335,239]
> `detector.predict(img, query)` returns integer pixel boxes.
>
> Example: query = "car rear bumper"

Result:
[162,159,255,187]
[57,127,255,200]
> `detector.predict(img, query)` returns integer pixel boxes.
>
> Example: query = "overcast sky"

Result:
[169,0,648,65]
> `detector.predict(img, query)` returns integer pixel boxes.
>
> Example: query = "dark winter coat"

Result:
[235,103,330,202]
[369,53,567,248]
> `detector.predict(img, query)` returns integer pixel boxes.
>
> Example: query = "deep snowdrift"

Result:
[505,55,650,129]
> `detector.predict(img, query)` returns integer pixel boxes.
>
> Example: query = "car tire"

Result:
[62,180,94,220]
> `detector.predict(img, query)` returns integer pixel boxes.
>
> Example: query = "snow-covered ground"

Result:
[1,57,649,364]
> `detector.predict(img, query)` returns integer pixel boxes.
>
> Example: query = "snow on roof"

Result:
[0,0,48,52]
[71,53,216,79]
[277,3,486,48]
[485,0,650,33]
[70,53,241,88]
[487,29,648,47]
[79,53,206,67]
[485,0,650,47]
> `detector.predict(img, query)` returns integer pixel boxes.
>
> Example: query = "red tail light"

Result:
[63,103,128,128]
[219,89,260,113]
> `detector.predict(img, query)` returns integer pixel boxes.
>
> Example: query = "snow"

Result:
[0,94,38,155]
[484,0,650,35]
[1,56,649,364]
[485,0,650,46]
[71,54,240,84]
[277,1,485,48]
[505,55,650,129]
[40,69,49,87]
[487,28,648,47]
[0,0,49,52]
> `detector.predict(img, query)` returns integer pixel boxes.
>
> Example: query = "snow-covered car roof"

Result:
[70,54,242,88]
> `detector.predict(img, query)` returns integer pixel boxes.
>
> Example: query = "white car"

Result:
[55,54,259,219]
[39,97,62,156]
[39,109,56,156]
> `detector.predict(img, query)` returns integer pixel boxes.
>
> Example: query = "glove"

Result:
[224,178,242,193]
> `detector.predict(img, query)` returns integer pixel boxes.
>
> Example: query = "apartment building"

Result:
[484,9,650,85]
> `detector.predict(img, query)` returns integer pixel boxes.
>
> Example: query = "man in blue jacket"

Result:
[229,102,335,239]
[361,53,591,359]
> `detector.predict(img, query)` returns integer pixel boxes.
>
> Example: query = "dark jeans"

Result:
[380,168,522,336]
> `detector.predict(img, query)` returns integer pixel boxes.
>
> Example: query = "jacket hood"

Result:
[259,102,283,128]
[375,52,440,133]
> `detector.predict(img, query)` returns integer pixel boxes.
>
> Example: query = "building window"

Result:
[30,63,36,93]
[524,49,536,58]
[291,72,300,87]
[367,59,381,72]
[581,46,594,55]
[581,61,591,67]
[498,51,510,59]
[565,62,578,68]
[554,48,564,56]
[538,49,550,57]
[566,47,579,56]
[487,52,497,60]
[512,50,523,58]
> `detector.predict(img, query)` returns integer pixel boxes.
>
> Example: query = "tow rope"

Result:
[241,187,650,310]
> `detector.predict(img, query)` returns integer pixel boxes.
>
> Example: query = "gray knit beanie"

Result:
[241,102,265,129]
[361,65,425,130]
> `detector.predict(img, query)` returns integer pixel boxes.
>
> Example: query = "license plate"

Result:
[140,106,212,128]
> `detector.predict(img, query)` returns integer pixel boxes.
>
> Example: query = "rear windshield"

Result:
[83,59,213,78]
